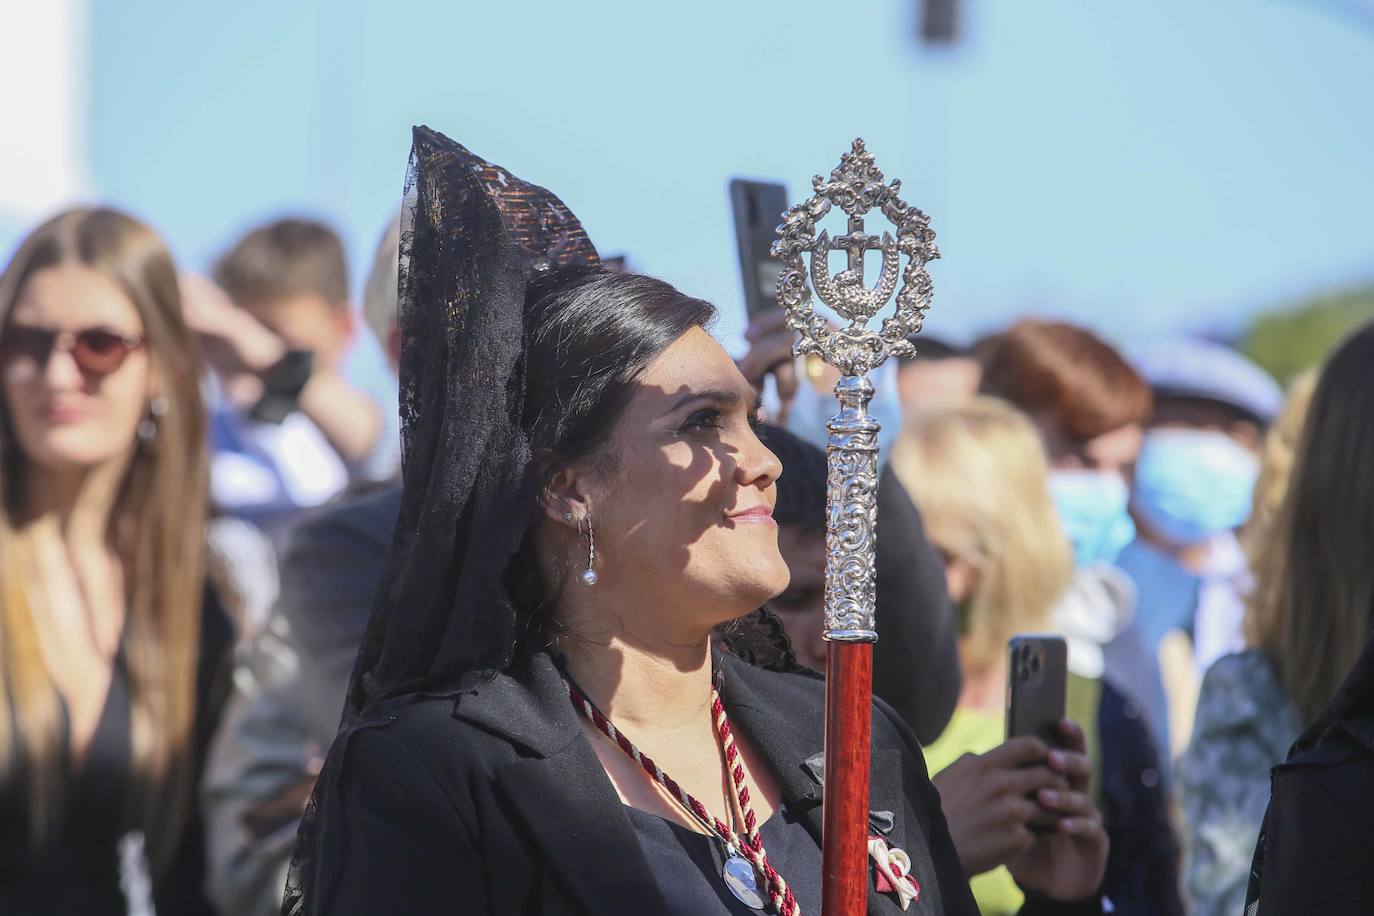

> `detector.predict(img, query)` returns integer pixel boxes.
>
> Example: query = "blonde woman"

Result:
[1175,368,1321,916]
[893,396,1182,916]
[0,208,232,914]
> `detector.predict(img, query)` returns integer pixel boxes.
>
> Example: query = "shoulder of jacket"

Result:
[346,694,514,772]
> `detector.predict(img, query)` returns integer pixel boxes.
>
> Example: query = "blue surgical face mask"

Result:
[1047,470,1137,568]
[1131,428,1260,547]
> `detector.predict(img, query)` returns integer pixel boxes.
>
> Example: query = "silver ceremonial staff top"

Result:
[772,139,939,642]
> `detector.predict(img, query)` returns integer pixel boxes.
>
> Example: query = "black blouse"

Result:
[0,658,134,915]
[0,587,233,915]
[624,801,823,915]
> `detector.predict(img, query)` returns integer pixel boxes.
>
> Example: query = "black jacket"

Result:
[1245,628,1374,915]
[1247,718,1374,914]
[302,651,1099,915]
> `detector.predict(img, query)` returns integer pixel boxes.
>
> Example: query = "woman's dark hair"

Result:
[508,267,715,648]
[523,268,713,474]
[758,424,826,536]
[1249,320,1374,725]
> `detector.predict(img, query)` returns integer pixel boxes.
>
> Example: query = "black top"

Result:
[625,802,822,916]
[0,658,134,915]
[1094,682,1183,916]
[0,587,234,915]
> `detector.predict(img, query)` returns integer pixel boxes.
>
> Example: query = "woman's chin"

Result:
[733,559,793,612]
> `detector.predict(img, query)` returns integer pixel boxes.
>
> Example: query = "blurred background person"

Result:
[740,308,979,443]
[201,216,402,916]
[360,215,402,368]
[0,207,233,914]
[737,309,955,451]
[895,333,982,414]
[977,319,1167,758]
[891,397,1181,916]
[1175,360,1335,915]
[1238,370,1318,588]
[1235,321,1374,914]
[758,422,961,744]
[185,217,398,532]
[1117,339,1282,757]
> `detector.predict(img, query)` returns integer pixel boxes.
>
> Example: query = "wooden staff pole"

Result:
[822,641,874,914]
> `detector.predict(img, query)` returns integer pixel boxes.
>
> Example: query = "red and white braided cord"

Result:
[564,679,800,916]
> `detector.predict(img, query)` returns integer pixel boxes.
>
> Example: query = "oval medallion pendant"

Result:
[722,855,766,909]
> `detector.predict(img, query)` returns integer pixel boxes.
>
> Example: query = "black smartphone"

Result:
[729,179,790,319]
[1007,634,1069,833]
[1006,635,1068,747]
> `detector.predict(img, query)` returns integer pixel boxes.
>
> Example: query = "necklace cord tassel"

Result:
[563,676,800,915]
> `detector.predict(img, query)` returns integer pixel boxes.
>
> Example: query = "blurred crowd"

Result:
[0,201,1370,915]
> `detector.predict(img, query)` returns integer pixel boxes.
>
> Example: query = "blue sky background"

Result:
[21,0,1374,351]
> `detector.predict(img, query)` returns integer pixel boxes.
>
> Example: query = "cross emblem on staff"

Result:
[806,208,902,327]
[827,215,887,284]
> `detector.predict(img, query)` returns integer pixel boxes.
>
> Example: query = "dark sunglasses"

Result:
[0,325,145,376]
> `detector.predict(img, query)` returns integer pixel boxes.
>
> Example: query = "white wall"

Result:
[0,0,91,255]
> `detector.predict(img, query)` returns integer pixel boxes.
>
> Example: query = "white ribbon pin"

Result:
[867,835,921,910]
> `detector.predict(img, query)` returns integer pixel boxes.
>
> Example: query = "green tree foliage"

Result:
[1242,284,1374,383]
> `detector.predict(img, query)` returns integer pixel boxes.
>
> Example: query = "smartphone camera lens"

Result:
[1012,644,1030,681]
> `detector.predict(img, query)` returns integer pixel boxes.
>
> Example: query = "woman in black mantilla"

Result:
[284,126,1109,915]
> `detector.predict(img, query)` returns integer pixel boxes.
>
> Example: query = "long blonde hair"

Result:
[890,396,1074,676]
[1240,369,1317,575]
[1245,325,1374,726]
[0,208,208,869]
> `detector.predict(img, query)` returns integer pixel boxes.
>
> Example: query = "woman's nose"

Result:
[738,430,784,489]
[42,346,85,389]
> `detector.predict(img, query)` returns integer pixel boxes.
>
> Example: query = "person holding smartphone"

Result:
[890,397,1182,916]
[760,421,1106,912]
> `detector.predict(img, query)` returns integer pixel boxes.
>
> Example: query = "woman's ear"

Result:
[542,464,590,528]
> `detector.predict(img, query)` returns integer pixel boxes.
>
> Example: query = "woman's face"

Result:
[2,264,151,474]
[572,326,789,635]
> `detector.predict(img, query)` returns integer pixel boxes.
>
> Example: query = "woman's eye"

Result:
[681,409,724,432]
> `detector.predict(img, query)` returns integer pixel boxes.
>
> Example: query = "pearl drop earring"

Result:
[581,517,598,586]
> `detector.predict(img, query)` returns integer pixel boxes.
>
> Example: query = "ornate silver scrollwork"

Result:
[772,138,939,378]
[773,139,939,641]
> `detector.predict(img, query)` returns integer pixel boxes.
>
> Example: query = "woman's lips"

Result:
[42,403,91,424]
[726,505,777,527]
